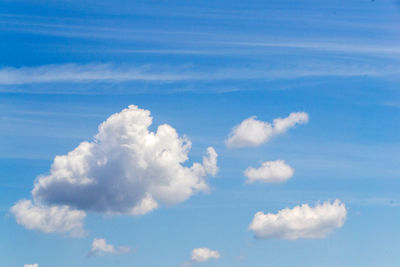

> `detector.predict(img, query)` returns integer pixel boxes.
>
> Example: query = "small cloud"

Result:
[87,238,130,257]
[183,247,220,265]
[249,200,347,240]
[226,112,308,148]
[24,265,38,267]
[244,160,294,183]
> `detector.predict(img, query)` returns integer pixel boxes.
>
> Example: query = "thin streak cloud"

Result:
[226,41,400,56]
[1,62,399,87]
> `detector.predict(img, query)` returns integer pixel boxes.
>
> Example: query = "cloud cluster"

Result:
[11,105,218,235]
[249,200,347,240]
[24,264,38,267]
[87,238,130,257]
[10,103,347,263]
[226,112,308,148]
[11,200,86,237]
[244,160,294,183]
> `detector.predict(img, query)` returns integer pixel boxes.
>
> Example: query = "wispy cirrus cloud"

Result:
[0,64,200,85]
[226,40,400,56]
[1,62,399,92]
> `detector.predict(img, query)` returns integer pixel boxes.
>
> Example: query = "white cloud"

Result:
[184,247,220,265]
[0,64,199,85]
[11,200,85,237]
[225,112,308,148]
[24,264,38,267]
[229,40,400,56]
[272,112,309,134]
[244,160,294,183]
[87,238,130,257]
[191,248,220,262]
[0,62,398,90]
[12,105,218,236]
[249,200,347,240]
[226,116,273,148]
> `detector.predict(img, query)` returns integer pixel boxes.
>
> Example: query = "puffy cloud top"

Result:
[226,112,308,148]
[249,200,347,240]
[24,265,38,267]
[244,160,294,183]
[12,105,218,235]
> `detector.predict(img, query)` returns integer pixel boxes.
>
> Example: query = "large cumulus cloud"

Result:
[12,105,218,234]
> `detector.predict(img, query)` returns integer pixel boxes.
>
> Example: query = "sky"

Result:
[1,0,400,266]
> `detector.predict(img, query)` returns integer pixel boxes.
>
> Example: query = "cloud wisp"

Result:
[87,238,130,257]
[1,62,399,90]
[244,160,294,183]
[249,200,347,240]
[0,64,202,85]
[11,105,218,236]
[227,40,400,57]
[226,112,308,148]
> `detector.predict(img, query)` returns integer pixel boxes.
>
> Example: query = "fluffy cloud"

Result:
[87,238,130,257]
[185,247,220,265]
[244,160,294,183]
[249,200,347,240]
[226,112,308,148]
[32,105,218,214]
[24,265,38,267]
[11,105,218,235]
[11,200,85,237]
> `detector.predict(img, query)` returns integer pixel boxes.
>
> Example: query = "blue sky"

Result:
[1,0,400,266]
